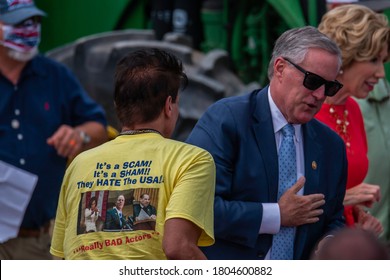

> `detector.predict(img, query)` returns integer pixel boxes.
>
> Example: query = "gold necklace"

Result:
[329,105,350,149]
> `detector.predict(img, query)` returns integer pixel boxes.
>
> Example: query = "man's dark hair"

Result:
[114,48,188,127]
[87,196,97,209]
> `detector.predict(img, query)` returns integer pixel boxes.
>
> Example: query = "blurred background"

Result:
[35,0,390,140]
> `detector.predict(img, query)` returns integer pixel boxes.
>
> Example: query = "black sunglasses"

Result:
[283,57,343,97]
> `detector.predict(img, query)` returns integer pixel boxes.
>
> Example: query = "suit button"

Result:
[11,119,20,129]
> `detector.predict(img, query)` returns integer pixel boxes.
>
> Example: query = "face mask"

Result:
[6,45,39,62]
[1,22,41,61]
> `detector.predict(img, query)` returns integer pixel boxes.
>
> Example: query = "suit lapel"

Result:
[251,88,279,201]
[294,121,323,259]
[302,122,322,195]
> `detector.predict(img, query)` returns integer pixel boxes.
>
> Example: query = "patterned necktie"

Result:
[271,124,296,260]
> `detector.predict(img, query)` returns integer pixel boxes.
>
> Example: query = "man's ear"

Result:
[274,57,287,80]
[164,96,173,117]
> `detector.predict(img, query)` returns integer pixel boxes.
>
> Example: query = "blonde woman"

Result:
[316,4,390,235]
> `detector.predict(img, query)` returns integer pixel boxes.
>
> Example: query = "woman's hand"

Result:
[354,206,383,237]
[343,183,381,208]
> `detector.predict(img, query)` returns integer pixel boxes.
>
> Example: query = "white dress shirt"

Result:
[259,89,305,258]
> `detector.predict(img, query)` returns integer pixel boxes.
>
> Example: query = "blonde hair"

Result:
[318,4,390,69]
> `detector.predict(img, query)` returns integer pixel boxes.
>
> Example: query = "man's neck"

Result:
[0,48,27,85]
[122,121,164,137]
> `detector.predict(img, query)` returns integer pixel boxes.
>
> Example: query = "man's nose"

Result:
[311,85,326,100]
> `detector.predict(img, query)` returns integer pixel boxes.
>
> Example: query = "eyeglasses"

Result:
[283,57,343,97]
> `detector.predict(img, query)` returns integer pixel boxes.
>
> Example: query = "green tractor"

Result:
[38,0,328,85]
[36,0,390,140]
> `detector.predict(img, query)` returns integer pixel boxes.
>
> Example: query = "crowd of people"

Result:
[1,1,390,260]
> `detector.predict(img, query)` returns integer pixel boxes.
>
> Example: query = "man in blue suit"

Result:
[186,26,347,260]
[104,194,132,230]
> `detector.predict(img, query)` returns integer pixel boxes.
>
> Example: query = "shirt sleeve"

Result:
[259,203,281,234]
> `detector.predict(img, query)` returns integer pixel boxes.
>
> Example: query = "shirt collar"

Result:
[267,87,302,143]
[21,55,48,78]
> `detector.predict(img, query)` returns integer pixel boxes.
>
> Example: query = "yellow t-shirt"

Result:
[50,133,215,259]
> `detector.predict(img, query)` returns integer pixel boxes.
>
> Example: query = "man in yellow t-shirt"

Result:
[50,48,216,260]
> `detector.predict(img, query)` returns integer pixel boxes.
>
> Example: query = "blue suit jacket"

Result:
[104,208,129,230]
[186,87,347,260]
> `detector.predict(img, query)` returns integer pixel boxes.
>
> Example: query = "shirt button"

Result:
[11,119,20,129]
[15,109,20,116]
[20,158,26,165]
[17,134,23,140]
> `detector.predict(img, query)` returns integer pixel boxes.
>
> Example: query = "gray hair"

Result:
[268,26,342,79]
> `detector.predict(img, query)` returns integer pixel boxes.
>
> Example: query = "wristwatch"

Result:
[79,130,91,145]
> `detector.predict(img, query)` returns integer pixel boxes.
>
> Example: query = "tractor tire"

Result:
[46,29,259,141]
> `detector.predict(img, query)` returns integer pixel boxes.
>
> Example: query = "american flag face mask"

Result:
[1,19,40,53]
